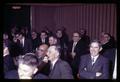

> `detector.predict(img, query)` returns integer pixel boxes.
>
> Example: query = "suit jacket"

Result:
[21,38,32,55]
[67,39,89,78]
[79,54,109,79]
[39,37,49,46]
[37,59,51,76]
[49,59,74,79]
[10,38,32,56]
[4,55,16,74]
[68,39,89,63]
[5,70,48,79]
[102,48,116,78]
[31,37,40,52]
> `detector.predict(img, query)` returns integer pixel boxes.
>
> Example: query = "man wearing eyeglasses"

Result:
[67,32,89,79]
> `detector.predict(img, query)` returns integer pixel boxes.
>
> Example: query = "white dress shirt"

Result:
[91,55,99,65]
[51,58,59,70]
[72,42,77,53]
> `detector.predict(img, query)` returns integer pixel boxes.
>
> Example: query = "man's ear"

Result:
[33,68,38,74]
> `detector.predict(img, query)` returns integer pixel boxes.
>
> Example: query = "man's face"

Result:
[37,46,47,58]
[40,33,47,39]
[56,31,62,38]
[31,32,37,39]
[3,34,8,40]
[80,29,85,35]
[49,37,54,45]
[47,46,57,61]
[90,42,101,57]
[103,34,110,42]
[18,63,35,79]
[49,37,57,46]
[72,33,80,42]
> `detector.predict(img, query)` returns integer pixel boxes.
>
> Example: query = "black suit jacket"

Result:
[21,38,32,55]
[102,48,116,78]
[67,39,89,77]
[39,37,49,46]
[68,39,89,61]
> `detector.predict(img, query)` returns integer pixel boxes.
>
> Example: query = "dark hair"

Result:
[49,35,57,39]
[16,32,25,37]
[73,31,81,37]
[41,30,47,34]
[19,53,39,67]
[89,39,102,48]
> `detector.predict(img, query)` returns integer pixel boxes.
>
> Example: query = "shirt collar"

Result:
[91,55,99,62]
[51,58,59,67]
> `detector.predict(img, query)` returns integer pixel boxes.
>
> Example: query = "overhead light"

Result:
[12,6,21,10]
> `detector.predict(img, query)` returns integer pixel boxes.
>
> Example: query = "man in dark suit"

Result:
[102,48,116,79]
[5,53,48,79]
[17,32,32,55]
[100,32,116,54]
[79,28,90,46]
[56,29,69,60]
[78,40,110,79]
[31,31,41,52]
[47,45,74,79]
[67,32,89,78]
[39,31,49,45]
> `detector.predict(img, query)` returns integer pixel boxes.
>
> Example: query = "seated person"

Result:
[47,45,74,79]
[78,40,110,79]
[5,53,48,79]
[36,44,50,76]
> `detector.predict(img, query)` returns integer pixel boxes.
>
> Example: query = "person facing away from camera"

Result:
[5,53,48,79]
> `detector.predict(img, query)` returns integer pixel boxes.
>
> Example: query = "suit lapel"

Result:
[49,59,59,77]
[91,55,101,71]
[87,55,93,70]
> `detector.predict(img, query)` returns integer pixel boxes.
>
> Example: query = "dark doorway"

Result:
[4,5,30,33]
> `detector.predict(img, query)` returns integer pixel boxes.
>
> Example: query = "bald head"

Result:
[36,44,48,58]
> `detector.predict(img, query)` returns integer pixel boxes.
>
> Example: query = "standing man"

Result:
[78,40,110,79]
[39,31,49,45]
[47,45,74,79]
[67,32,88,78]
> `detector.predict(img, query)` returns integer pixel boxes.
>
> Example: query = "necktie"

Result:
[50,63,53,71]
[92,57,95,65]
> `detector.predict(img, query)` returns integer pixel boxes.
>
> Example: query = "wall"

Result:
[31,4,116,40]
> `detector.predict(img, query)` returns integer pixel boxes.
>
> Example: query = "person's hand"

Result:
[42,56,48,63]
[3,47,9,57]
[71,52,76,59]
[96,72,102,77]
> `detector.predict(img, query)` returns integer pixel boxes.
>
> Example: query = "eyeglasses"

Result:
[36,48,45,52]
[73,36,79,37]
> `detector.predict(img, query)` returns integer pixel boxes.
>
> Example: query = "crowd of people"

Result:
[3,26,117,79]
